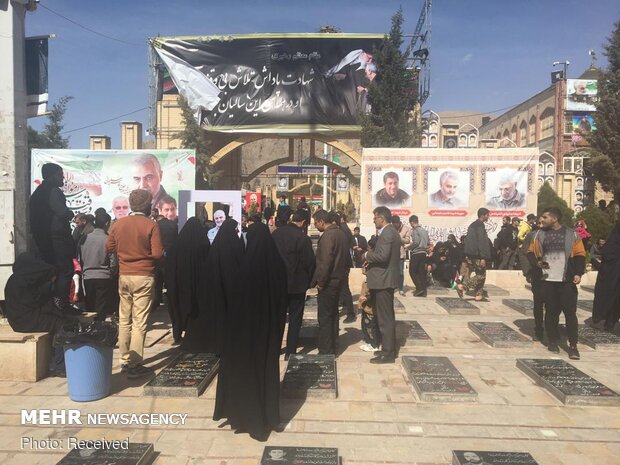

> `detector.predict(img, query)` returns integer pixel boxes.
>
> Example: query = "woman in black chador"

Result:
[593,222,620,331]
[176,218,210,349]
[213,221,288,441]
[181,218,243,353]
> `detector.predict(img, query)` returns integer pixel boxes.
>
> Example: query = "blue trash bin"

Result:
[64,343,113,402]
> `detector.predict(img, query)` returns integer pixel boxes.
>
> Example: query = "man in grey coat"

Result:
[365,206,401,364]
[457,208,491,301]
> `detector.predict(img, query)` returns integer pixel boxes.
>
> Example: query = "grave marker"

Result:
[576,300,593,312]
[397,321,433,346]
[578,325,620,350]
[436,297,480,315]
[452,450,538,465]
[143,353,218,397]
[502,299,533,315]
[401,356,477,402]
[282,354,337,399]
[468,322,531,348]
[298,319,319,340]
[517,358,620,405]
[57,442,155,465]
[261,446,339,465]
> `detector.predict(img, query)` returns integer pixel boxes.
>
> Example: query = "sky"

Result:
[25,0,619,149]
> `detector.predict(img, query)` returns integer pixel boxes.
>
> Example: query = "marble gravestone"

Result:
[502,298,533,316]
[517,358,620,405]
[282,354,337,399]
[468,322,531,348]
[57,443,155,465]
[143,353,218,397]
[452,450,538,465]
[436,297,480,315]
[401,356,477,402]
[298,319,319,339]
[576,300,593,312]
[397,321,433,346]
[578,325,620,349]
[261,447,339,465]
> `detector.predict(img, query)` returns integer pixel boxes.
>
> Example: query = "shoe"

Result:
[547,343,560,354]
[343,314,356,323]
[359,343,379,352]
[120,363,130,373]
[533,330,544,342]
[49,369,66,378]
[126,364,153,379]
[370,354,395,364]
[568,345,580,360]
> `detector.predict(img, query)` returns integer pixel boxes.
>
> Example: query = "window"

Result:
[519,121,527,147]
[540,109,554,140]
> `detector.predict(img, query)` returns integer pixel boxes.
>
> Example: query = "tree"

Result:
[27,96,73,150]
[360,8,419,148]
[174,97,232,189]
[587,19,620,202]
[537,182,574,227]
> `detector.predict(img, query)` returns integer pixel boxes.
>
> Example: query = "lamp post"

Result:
[552,60,570,80]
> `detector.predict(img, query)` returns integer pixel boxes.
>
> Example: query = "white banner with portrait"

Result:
[361,148,539,243]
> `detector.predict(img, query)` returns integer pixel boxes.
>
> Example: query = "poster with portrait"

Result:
[485,168,528,211]
[31,149,195,220]
[276,175,289,191]
[571,114,596,133]
[244,192,262,213]
[427,168,470,210]
[566,79,597,112]
[336,175,349,192]
[371,168,413,209]
[361,148,538,243]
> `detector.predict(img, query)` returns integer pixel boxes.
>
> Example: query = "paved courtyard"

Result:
[0,281,619,465]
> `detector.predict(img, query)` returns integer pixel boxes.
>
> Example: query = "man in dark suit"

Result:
[364,206,401,364]
[272,210,316,360]
[352,227,368,268]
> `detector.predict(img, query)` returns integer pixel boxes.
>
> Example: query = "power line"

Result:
[61,107,147,134]
[39,4,142,47]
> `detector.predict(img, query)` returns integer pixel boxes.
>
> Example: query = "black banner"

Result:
[153,34,384,133]
[25,36,49,118]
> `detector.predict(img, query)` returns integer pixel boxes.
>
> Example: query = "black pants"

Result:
[409,254,427,293]
[542,280,578,346]
[286,293,306,356]
[371,288,396,357]
[84,278,117,321]
[318,283,342,355]
[339,268,354,316]
[530,278,545,335]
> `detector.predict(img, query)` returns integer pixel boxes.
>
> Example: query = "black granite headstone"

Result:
[436,297,480,315]
[466,284,509,296]
[401,356,477,402]
[468,322,531,348]
[578,325,620,349]
[282,354,337,399]
[143,353,218,397]
[517,358,620,405]
[261,447,339,465]
[298,319,319,340]
[452,450,538,465]
[57,442,154,465]
[580,285,594,293]
[576,300,593,312]
[397,321,433,346]
[394,297,405,312]
[426,284,450,295]
[502,298,534,315]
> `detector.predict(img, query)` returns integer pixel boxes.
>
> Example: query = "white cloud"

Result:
[462,53,473,63]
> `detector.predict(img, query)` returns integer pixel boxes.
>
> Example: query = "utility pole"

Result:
[0,0,35,296]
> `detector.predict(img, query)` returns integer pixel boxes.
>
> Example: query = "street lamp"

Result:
[552,60,570,80]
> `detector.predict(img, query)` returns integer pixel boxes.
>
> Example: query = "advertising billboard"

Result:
[31,149,196,220]
[151,33,384,133]
[566,79,597,112]
[361,148,539,243]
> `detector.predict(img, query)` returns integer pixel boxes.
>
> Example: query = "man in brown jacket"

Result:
[311,209,349,355]
[106,189,164,378]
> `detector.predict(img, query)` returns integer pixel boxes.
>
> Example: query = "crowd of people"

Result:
[3,162,620,440]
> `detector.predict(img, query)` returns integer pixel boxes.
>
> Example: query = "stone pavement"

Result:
[1,279,619,465]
